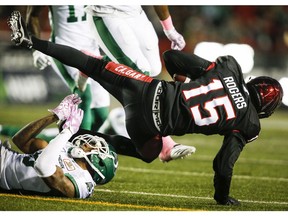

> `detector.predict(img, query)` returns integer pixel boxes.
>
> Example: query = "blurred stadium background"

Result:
[0,5,288,108]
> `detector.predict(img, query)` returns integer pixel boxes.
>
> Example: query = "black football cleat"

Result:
[216,196,241,206]
[7,11,33,49]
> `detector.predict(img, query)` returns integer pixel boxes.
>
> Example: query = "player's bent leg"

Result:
[90,16,149,74]
[91,107,109,132]
[74,86,93,130]
[89,80,110,131]
[98,107,129,137]
[133,12,162,77]
[138,135,163,163]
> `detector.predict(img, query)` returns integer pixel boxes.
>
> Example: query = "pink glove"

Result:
[62,106,83,134]
[48,94,82,121]
[164,28,186,50]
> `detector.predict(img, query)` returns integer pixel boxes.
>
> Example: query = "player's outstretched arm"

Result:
[34,106,83,198]
[26,6,52,70]
[212,133,245,205]
[12,114,57,154]
[12,94,82,154]
[154,6,186,50]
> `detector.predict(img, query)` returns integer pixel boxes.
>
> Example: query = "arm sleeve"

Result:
[212,132,246,203]
[34,128,73,177]
[162,50,212,80]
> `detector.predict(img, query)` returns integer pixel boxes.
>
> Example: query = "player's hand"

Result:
[75,72,88,92]
[32,50,51,70]
[62,106,83,134]
[49,94,82,121]
[164,29,186,50]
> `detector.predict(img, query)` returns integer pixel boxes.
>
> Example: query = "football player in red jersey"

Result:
[8,12,283,205]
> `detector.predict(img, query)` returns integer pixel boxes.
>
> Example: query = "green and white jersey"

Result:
[47,6,110,109]
[0,142,95,199]
[86,5,143,17]
[85,5,162,77]
[49,5,98,51]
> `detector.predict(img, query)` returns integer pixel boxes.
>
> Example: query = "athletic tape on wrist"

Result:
[160,15,174,31]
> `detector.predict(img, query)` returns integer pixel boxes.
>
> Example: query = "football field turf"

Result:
[0,103,287,211]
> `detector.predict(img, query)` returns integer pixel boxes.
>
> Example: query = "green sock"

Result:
[91,107,109,132]
[74,85,92,130]
[0,125,20,137]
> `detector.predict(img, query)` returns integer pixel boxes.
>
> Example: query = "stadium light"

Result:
[194,42,254,74]
[194,42,224,62]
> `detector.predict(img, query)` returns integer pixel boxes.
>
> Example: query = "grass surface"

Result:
[0,103,287,211]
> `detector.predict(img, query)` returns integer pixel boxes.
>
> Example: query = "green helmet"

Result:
[90,145,118,185]
[70,134,118,185]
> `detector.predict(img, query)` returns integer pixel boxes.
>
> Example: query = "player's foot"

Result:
[159,144,196,162]
[7,11,33,49]
[216,196,241,206]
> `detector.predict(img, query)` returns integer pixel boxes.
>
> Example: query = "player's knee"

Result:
[149,69,161,77]
[138,135,162,163]
[149,62,162,77]
[135,57,161,77]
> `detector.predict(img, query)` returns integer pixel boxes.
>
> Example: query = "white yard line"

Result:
[119,167,288,182]
[96,189,288,206]
[194,155,288,166]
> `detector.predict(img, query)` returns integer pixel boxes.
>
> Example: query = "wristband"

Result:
[160,15,174,31]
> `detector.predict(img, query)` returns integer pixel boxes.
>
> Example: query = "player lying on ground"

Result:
[0,93,183,198]
[7,11,283,205]
[0,94,118,198]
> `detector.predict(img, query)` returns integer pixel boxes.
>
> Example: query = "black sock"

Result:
[31,36,97,76]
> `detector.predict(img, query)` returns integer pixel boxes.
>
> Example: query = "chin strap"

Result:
[68,147,105,179]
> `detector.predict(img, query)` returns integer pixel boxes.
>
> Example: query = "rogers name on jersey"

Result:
[223,76,247,110]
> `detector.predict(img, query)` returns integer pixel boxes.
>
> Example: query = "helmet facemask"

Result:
[69,134,118,184]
